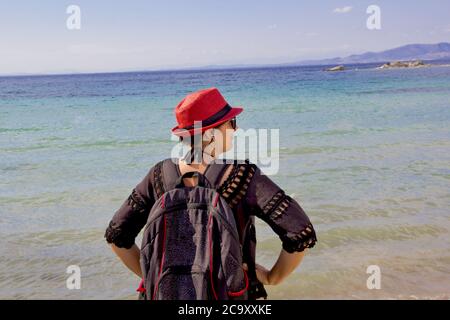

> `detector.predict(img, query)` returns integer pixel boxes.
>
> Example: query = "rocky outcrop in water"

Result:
[325,65,345,72]
[378,60,431,69]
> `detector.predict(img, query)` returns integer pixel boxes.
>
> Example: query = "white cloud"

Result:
[333,6,353,14]
[268,24,277,30]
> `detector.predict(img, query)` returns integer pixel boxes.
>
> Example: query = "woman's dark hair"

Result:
[179,134,203,163]
[179,121,224,163]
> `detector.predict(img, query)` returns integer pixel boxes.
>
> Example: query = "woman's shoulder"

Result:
[214,158,261,208]
[145,157,264,198]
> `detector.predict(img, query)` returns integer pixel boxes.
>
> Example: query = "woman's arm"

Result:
[110,243,142,278]
[255,248,307,285]
[243,164,317,285]
[104,166,156,277]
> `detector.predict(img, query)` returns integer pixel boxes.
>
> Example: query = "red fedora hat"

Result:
[171,87,243,137]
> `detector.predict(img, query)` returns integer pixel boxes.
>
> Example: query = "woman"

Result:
[104,87,317,299]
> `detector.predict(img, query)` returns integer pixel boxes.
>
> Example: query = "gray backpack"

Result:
[139,159,249,300]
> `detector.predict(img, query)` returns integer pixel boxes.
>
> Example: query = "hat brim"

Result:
[171,106,243,137]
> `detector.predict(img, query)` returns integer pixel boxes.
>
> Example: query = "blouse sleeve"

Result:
[245,165,317,253]
[104,167,155,249]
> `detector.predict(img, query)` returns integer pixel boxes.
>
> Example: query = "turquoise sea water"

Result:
[1,63,449,299]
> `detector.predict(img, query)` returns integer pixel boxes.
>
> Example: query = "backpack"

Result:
[139,159,249,300]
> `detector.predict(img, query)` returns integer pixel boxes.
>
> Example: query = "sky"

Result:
[0,0,449,75]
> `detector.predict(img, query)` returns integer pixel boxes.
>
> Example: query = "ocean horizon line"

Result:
[2,41,450,78]
[2,58,450,79]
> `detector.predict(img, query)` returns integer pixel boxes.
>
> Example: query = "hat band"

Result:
[182,104,231,130]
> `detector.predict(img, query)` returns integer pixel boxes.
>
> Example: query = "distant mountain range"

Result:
[192,42,450,70]
[7,42,449,76]
[291,42,450,66]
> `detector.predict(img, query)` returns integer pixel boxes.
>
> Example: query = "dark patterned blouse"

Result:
[104,158,317,298]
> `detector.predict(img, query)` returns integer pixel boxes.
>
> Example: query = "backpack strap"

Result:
[153,158,255,201]
[154,158,231,196]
